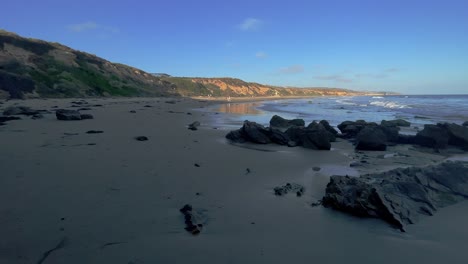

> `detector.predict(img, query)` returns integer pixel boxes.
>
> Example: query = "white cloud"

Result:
[238,18,263,31]
[67,22,119,34]
[255,51,268,59]
[278,65,304,74]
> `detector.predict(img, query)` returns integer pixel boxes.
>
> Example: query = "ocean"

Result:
[209,94,468,134]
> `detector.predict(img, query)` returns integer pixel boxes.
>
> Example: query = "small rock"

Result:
[188,121,200,131]
[135,136,148,141]
[56,109,82,120]
[274,182,305,196]
[129,110,137,113]
[194,163,200,167]
[86,130,103,134]
[312,167,321,171]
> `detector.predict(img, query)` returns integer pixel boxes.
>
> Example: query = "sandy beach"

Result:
[1,97,468,264]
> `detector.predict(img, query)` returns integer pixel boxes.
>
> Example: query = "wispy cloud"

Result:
[278,65,304,74]
[238,18,263,31]
[255,51,268,59]
[315,75,353,83]
[354,73,387,79]
[384,67,400,73]
[67,22,119,33]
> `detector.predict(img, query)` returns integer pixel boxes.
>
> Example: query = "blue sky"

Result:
[2,0,468,94]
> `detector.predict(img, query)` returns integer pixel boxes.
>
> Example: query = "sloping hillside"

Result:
[0,30,178,98]
[0,29,368,99]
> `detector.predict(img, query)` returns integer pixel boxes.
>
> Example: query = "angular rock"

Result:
[135,136,148,141]
[337,120,377,138]
[80,114,94,120]
[285,126,306,145]
[225,129,246,143]
[301,127,331,150]
[322,161,468,231]
[415,124,449,149]
[268,128,290,145]
[269,115,305,130]
[188,121,200,131]
[355,126,387,151]
[241,121,271,144]
[442,123,468,150]
[56,109,82,120]
[381,119,411,127]
[319,120,338,135]
[308,121,336,142]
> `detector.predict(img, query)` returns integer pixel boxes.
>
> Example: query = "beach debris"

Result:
[86,130,104,134]
[188,121,200,130]
[322,161,468,231]
[135,136,148,141]
[36,237,67,264]
[273,183,305,197]
[180,204,203,235]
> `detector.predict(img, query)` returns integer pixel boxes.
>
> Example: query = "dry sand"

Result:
[1,97,468,264]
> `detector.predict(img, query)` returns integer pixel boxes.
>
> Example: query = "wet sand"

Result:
[1,97,467,264]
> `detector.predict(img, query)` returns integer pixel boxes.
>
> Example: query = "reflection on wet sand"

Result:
[216,103,263,115]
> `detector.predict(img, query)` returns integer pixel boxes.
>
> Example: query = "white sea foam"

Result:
[335,99,358,106]
[370,100,410,109]
[372,96,384,99]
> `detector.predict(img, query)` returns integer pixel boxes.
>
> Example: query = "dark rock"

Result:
[415,124,449,148]
[397,134,416,144]
[312,167,321,171]
[80,114,94,120]
[285,126,306,145]
[273,183,305,196]
[3,106,39,116]
[381,119,411,127]
[442,123,468,150]
[86,130,103,134]
[144,105,152,108]
[241,121,271,144]
[180,204,203,235]
[269,115,305,130]
[287,141,297,147]
[0,116,21,122]
[188,121,200,130]
[268,128,290,145]
[322,161,468,231]
[165,100,176,104]
[31,114,43,119]
[379,125,400,143]
[319,120,338,135]
[337,120,376,138]
[56,109,82,120]
[78,107,92,111]
[135,136,148,141]
[194,163,200,167]
[129,110,136,113]
[355,126,387,151]
[463,121,468,127]
[302,127,332,150]
[225,129,246,143]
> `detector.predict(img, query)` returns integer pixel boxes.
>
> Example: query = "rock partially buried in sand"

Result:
[0,116,21,123]
[381,119,411,127]
[55,109,82,120]
[135,136,148,141]
[274,183,305,197]
[3,106,41,116]
[86,130,103,134]
[180,204,203,235]
[322,161,468,231]
[188,121,200,130]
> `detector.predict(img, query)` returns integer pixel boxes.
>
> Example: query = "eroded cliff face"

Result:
[190,78,363,97]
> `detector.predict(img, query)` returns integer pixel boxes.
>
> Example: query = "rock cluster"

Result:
[273,183,305,197]
[180,204,203,235]
[322,161,468,231]
[226,116,336,150]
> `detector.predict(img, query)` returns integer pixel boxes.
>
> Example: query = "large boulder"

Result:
[322,161,468,231]
[319,120,338,135]
[241,121,271,144]
[225,129,246,143]
[355,126,387,151]
[268,128,290,145]
[414,124,450,149]
[269,115,305,130]
[55,109,83,121]
[285,126,306,145]
[381,119,411,127]
[441,123,468,150]
[337,120,377,138]
[307,121,336,142]
[301,125,331,150]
